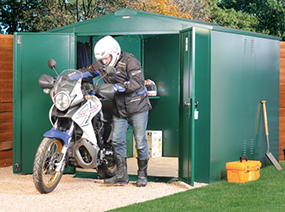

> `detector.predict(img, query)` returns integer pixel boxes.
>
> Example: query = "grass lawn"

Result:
[109,162,285,212]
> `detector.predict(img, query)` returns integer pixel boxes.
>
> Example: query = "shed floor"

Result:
[76,157,178,178]
[127,157,178,177]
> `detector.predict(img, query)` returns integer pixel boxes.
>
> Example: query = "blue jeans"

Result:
[112,111,149,160]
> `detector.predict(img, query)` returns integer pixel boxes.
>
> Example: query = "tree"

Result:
[22,0,74,32]
[208,0,259,32]
[0,0,212,33]
[172,0,211,20]
[4,0,284,37]
[0,0,127,33]
[24,0,127,32]
[0,0,40,33]
[216,0,285,39]
[127,0,210,21]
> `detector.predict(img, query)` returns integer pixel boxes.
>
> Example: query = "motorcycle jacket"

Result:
[83,51,152,118]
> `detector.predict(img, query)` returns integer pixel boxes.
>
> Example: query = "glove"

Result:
[69,71,92,80]
[114,84,126,92]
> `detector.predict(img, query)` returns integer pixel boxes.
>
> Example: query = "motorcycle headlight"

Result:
[53,92,70,111]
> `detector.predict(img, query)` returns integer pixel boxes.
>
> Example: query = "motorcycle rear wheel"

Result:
[97,157,117,178]
[33,138,64,194]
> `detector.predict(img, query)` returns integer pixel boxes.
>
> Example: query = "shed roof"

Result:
[49,9,280,40]
[49,8,217,35]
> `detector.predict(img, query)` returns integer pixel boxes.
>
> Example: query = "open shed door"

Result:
[179,28,196,185]
[13,33,75,173]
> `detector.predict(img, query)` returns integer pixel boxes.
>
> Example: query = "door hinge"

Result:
[184,101,191,107]
[16,36,22,44]
[15,163,21,172]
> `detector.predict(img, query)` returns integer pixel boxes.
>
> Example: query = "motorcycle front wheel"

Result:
[33,138,64,194]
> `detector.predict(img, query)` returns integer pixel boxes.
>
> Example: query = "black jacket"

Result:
[85,51,152,118]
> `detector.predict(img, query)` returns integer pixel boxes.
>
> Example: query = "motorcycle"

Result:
[33,59,117,194]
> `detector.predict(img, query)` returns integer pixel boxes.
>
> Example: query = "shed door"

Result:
[13,33,75,173]
[179,28,196,185]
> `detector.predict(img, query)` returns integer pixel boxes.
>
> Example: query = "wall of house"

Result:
[0,34,13,167]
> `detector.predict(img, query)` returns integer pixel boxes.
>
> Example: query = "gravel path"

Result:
[0,166,206,212]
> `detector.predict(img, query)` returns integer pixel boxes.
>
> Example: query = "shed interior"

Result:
[77,34,181,157]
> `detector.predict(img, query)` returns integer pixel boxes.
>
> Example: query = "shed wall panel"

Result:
[210,31,279,182]
[144,34,180,156]
[13,33,75,173]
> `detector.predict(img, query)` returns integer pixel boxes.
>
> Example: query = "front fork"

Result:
[44,121,75,172]
[55,145,68,172]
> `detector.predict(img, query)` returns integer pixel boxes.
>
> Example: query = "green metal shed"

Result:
[13,9,280,185]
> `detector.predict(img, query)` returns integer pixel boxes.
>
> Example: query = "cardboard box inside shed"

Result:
[134,130,162,158]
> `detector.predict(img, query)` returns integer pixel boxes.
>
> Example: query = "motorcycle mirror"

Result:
[105,66,116,78]
[39,74,54,89]
[48,58,57,70]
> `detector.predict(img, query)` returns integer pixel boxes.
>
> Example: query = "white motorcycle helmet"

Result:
[145,79,157,96]
[94,36,121,67]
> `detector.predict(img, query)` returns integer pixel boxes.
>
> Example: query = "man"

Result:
[81,35,152,187]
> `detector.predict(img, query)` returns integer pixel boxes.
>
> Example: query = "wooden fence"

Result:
[280,42,285,160]
[0,35,13,167]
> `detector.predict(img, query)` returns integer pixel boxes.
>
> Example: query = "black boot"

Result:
[104,157,129,184]
[137,159,148,187]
